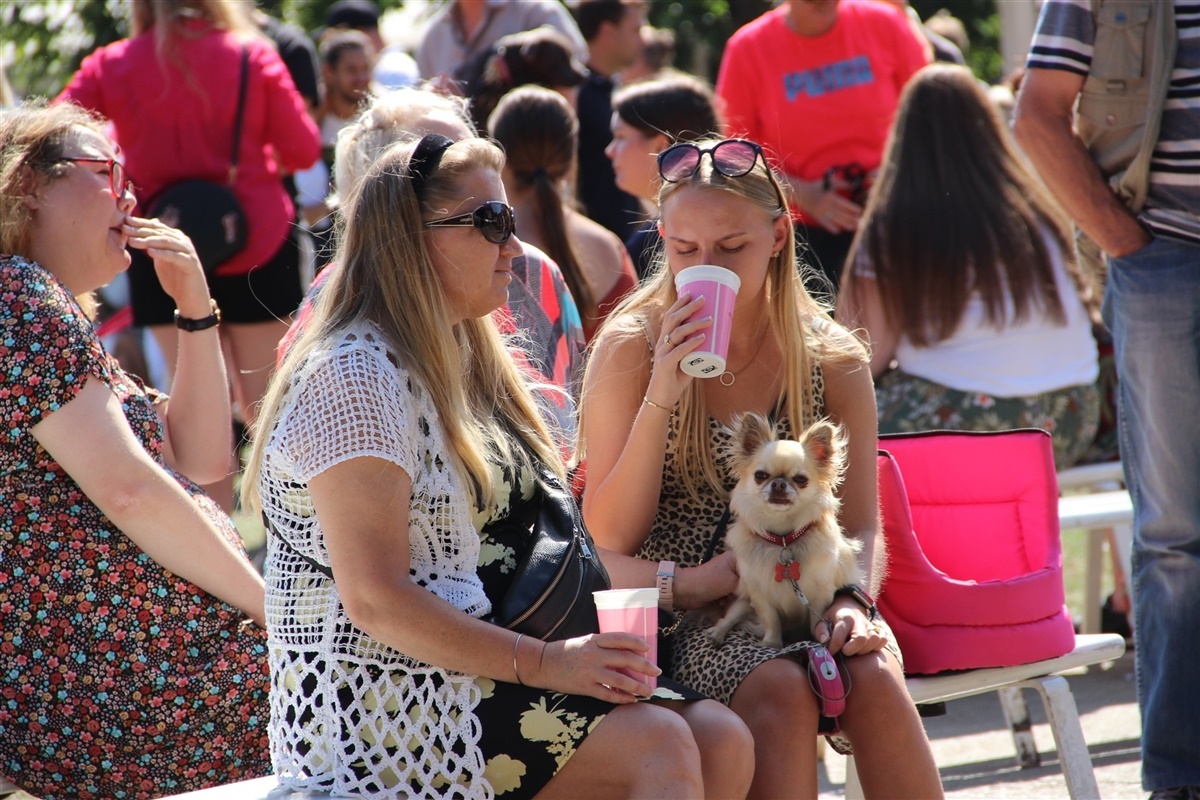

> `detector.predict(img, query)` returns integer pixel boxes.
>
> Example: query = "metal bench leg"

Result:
[998,686,1041,768]
[1017,675,1100,800]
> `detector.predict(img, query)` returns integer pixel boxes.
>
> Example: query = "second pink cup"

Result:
[673,265,741,379]
[593,588,659,691]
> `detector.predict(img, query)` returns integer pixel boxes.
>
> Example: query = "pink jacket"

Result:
[59,23,321,276]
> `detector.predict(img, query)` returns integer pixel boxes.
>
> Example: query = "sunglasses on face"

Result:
[424,200,516,244]
[657,139,764,184]
[62,157,134,199]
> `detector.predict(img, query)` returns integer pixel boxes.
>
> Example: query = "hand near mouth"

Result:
[123,216,211,317]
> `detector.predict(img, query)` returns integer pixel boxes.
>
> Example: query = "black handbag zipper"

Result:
[508,534,577,631]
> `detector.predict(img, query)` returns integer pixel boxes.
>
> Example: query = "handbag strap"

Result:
[701,398,785,563]
[227,46,250,186]
[700,505,732,564]
[262,511,334,578]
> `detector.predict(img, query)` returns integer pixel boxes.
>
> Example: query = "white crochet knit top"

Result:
[258,322,495,798]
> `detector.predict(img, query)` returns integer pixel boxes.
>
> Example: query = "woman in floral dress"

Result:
[0,102,269,797]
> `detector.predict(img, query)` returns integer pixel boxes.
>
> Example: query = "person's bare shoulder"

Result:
[568,210,629,281]
[584,306,653,392]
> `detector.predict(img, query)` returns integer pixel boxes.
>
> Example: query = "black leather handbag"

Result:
[146,46,249,278]
[268,468,610,643]
[482,467,611,641]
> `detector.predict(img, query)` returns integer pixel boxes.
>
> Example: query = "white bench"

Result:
[162,775,343,799]
[1056,460,1125,492]
[1059,486,1134,635]
[161,635,1127,800]
[845,633,1127,800]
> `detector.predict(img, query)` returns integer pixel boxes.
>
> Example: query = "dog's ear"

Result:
[729,412,775,473]
[802,420,847,483]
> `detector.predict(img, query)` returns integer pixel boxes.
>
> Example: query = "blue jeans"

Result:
[1103,236,1200,791]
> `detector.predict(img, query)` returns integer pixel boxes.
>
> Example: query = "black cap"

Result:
[326,0,382,30]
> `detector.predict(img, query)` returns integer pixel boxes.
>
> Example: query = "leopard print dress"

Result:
[636,366,901,750]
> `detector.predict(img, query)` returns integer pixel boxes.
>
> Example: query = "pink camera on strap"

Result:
[807,645,847,731]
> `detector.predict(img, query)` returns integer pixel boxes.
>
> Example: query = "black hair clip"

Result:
[408,133,455,201]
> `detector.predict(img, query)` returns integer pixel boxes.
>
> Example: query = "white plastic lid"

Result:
[674,264,741,292]
[593,588,660,610]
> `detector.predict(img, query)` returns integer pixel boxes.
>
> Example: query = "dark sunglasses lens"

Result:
[712,141,759,177]
[660,145,700,182]
[476,202,513,244]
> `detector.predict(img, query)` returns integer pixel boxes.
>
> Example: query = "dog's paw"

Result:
[760,634,784,649]
[707,627,728,647]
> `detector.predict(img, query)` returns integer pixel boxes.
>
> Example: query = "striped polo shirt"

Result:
[1027,0,1200,246]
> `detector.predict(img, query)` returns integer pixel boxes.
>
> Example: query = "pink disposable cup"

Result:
[593,588,659,691]
[673,265,741,379]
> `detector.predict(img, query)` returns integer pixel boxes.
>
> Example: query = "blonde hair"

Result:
[0,101,108,256]
[131,0,261,100]
[333,87,474,201]
[583,138,865,500]
[131,0,258,38]
[242,137,561,514]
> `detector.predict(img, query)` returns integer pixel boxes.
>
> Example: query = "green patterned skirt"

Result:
[875,369,1101,469]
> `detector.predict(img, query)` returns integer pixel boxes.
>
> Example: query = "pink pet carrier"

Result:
[876,429,1076,675]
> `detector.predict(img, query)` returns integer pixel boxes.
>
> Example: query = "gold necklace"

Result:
[719,325,769,387]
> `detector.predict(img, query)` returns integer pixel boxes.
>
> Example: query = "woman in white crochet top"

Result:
[241,134,753,798]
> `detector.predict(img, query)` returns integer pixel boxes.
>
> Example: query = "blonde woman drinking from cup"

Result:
[579,137,942,800]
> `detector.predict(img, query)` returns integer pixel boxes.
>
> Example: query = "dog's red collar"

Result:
[753,522,814,547]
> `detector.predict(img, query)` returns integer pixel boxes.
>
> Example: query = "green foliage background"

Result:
[2,0,1004,101]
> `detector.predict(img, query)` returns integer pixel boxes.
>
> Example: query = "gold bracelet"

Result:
[643,396,672,413]
[512,633,526,685]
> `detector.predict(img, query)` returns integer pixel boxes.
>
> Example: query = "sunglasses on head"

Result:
[424,200,516,244]
[657,139,764,184]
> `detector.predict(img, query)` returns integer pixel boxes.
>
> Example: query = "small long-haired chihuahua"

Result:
[708,413,862,648]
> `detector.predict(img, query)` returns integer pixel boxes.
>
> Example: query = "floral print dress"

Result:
[472,446,698,798]
[0,256,269,798]
[470,455,618,798]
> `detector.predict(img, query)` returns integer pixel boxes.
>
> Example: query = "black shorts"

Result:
[129,227,305,326]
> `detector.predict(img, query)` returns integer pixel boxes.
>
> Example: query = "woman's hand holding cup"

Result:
[537,633,660,703]
[123,216,211,318]
[647,291,710,407]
